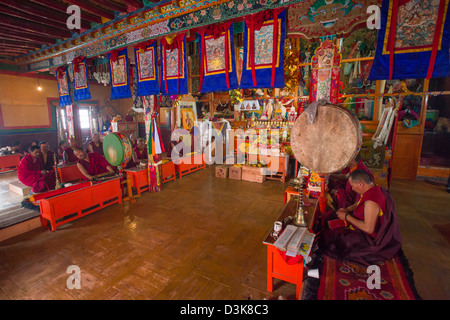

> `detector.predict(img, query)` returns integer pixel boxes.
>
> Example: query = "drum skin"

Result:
[103,132,132,167]
[291,104,362,174]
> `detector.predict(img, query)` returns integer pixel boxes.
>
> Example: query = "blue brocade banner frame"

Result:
[56,67,71,107]
[73,56,91,101]
[160,33,189,96]
[368,0,450,80]
[198,22,239,93]
[240,8,286,89]
[108,48,132,100]
[134,40,160,96]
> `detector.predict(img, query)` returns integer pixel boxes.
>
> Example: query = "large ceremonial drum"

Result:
[103,132,133,167]
[291,103,362,174]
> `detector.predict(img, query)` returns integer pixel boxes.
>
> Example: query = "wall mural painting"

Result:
[288,0,381,38]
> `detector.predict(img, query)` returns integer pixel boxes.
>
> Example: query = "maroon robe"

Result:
[63,147,78,163]
[133,147,148,160]
[88,141,104,155]
[78,152,111,180]
[17,154,56,193]
[38,150,56,172]
[321,187,401,266]
[333,161,374,209]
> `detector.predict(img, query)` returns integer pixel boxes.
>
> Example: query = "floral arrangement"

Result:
[229,89,243,106]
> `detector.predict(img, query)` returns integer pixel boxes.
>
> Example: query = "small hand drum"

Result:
[291,103,362,174]
[103,132,133,167]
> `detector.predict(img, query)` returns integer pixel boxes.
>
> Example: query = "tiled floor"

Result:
[0,167,449,300]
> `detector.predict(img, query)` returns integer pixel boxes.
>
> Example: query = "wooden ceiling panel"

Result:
[0,0,145,61]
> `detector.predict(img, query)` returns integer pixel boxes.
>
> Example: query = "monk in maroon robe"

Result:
[320,169,402,266]
[87,133,104,156]
[17,146,56,193]
[38,141,56,172]
[63,138,79,164]
[74,148,114,180]
[329,154,374,210]
[132,138,148,163]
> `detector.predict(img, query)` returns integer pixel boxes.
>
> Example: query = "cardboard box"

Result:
[229,166,242,180]
[242,166,267,183]
[9,181,31,196]
[215,165,228,178]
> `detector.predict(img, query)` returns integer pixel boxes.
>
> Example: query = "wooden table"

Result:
[263,197,319,300]
[39,177,122,231]
[174,153,205,179]
[125,161,176,194]
[0,154,20,172]
[57,163,84,183]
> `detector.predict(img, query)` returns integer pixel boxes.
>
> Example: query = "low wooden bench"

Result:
[38,177,122,231]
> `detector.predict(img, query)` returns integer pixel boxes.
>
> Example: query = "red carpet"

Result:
[318,254,417,300]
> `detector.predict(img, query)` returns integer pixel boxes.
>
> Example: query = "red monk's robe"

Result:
[334,161,374,209]
[88,141,104,155]
[133,147,148,160]
[63,147,78,163]
[17,154,56,193]
[78,152,111,180]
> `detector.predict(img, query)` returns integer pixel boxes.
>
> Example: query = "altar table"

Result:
[125,161,176,194]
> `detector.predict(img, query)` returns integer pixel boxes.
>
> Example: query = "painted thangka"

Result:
[369,0,450,80]
[310,40,341,103]
[160,34,188,95]
[240,8,286,89]
[72,56,91,101]
[198,22,239,93]
[108,48,132,99]
[55,66,71,107]
[287,0,380,39]
[134,40,159,96]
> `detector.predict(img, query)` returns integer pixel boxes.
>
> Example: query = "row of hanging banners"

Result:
[56,0,450,108]
[55,8,287,107]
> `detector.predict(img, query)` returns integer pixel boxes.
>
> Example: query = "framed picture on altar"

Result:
[176,101,197,129]
[181,109,196,131]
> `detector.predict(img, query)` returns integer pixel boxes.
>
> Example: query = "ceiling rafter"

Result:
[28,0,102,24]
[65,0,116,20]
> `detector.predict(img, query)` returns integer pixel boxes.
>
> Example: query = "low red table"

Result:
[263,197,318,300]
[125,161,176,194]
[0,154,20,172]
[173,153,205,179]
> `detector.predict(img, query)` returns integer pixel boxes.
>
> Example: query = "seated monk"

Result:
[57,141,67,160]
[320,170,402,266]
[63,138,79,164]
[74,148,114,181]
[129,133,137,149]
[329,154,374,210]
[17,146,56,193]
[38,141,56,171]
[87,133,104,156]
[132,138,148,163]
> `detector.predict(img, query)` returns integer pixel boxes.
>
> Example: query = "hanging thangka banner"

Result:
[369,0,450,80]
[55,66,71,107]
[160,33,188,95]
[310,40,342,104]
[72,56,91,101]
[240,8,286,89]
[108,48,132,99]
[133,40,159,96]
[198,22,239,93]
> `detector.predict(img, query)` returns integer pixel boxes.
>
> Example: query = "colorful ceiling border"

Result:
[18,0,307,73]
